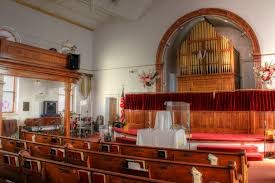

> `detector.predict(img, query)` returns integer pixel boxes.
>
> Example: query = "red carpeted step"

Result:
[191,133,264,142]
[247,153,264,161]
[197,144,258,153]
[113,127,138,136]
[115,137,136,144]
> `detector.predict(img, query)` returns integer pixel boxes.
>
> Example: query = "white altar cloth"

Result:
[136,128,187,149]
[154,111,172,130]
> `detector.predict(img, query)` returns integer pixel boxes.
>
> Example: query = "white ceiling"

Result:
[14,0,153,30]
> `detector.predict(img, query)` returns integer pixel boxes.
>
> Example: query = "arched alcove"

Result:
[156,8,261,92]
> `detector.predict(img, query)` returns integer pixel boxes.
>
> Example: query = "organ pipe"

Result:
[178,20,238,76]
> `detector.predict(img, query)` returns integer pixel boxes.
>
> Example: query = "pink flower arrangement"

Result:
[138,70,159,88]
[253,62,275,83]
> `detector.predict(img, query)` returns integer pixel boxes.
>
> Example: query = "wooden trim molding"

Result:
[0,38,81,137]
[156,8,261,92]
[0,38,81,83]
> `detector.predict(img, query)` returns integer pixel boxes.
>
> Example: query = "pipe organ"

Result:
[177,21,240,92]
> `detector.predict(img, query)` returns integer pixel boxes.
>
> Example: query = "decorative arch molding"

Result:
[156,8,261,92]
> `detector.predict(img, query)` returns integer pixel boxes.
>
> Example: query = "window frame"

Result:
[58,87,74,113]
[2,76,16,113]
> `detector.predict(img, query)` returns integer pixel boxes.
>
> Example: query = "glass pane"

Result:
[59,87,72,96]
[2,92,14,112]
[3,76,14,92]
[59,87,65,95]
[58,95,73,112]
[58,95,65,112]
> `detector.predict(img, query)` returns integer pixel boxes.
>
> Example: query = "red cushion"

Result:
[113,127,138,136]
[247,153,264,161]
[191,133,264,142]
[197,145,258,153]
[115,137,136,144]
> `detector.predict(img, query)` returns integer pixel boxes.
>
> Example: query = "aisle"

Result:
[249,159,275,183]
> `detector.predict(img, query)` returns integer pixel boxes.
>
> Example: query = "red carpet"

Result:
[197,144,258,153]
[113,127,137,136]
[113,128,265,142]
[249,159,275,183]
[113,128,265,161]
[191,133,264,142]
[115,137,136,144]
[197,144,264,161]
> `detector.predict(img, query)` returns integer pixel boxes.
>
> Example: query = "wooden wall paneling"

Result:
[249,111,256,134]
[125,110,275,134]
[144,110,157,128]
[125,110,145,129]
[254,111,275,134]
[267,112,275,129]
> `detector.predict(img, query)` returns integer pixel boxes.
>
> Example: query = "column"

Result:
[64,82,71,137]
[0,76,4,136]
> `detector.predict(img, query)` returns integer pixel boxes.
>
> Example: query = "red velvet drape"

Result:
[125,90,275,111]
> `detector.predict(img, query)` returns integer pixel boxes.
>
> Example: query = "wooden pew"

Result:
[21,131,248,183]
[2,136,241,183]
[86,150,240,183]
[0,149,172,183]
[0,151,22,182]
[97,142,248,183]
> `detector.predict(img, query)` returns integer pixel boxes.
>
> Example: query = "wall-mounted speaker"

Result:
[67,54,80,70]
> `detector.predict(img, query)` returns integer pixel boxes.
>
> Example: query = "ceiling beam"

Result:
[13,0,95,31]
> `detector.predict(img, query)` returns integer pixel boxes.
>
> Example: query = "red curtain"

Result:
[125,90,275,111]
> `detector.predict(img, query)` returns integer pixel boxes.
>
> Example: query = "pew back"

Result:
[0,149,172,183]
[21,131,248,183]
[2,135,240,183]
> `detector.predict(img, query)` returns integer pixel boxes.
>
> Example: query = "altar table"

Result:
[136,128,187,149]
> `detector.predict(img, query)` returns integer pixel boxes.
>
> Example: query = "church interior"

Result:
[0,0,274,182]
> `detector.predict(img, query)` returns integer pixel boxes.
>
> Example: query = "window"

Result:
[2,76,16,113]
[58,87,73,112]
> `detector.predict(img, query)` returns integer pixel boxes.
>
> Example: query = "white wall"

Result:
[0,0,94,123]
[3,77,90,125]
[93,0,275,116]
[3,78,60,125]
[0,0,93,71]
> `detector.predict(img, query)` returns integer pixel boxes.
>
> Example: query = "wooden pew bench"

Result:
[97,142,248,183]
[20,131,248,183]
[2,135,241,183]
[85,150,240,183]
[0,149,172,183]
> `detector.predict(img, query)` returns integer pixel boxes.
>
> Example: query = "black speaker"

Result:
[67,54,80,70]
